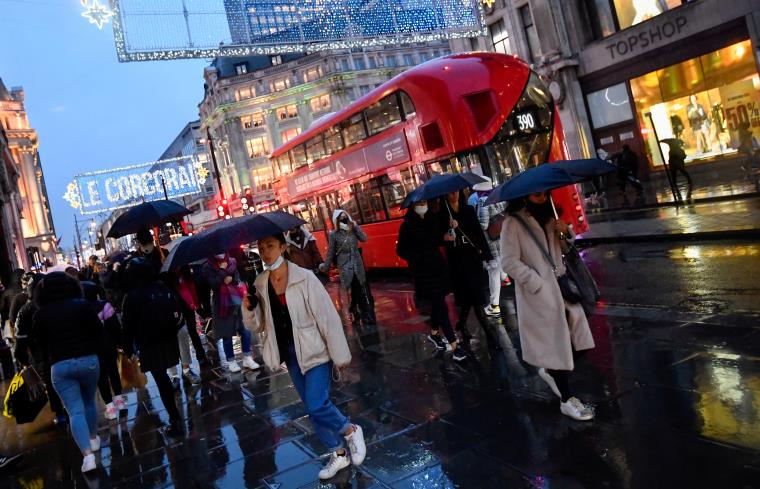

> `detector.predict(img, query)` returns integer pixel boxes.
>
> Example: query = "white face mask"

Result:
[214,254,226,260]
[339,222,349,231]
[266,254,285,270]
[414,204,428,216]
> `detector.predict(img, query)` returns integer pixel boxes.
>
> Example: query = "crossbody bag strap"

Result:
[513,214,557,275]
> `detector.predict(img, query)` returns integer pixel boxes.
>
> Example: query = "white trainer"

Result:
[560,397,594,421]
[538,368,561,399]
[318,451,350,480]
[344,424,366,466]
[105,403,118,420]
[227,360,241,373]
[242,356,260,370]
[90,436,101,452]
[81,453,97,473]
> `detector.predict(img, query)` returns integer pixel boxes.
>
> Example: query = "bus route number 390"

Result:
[514,109,537,133]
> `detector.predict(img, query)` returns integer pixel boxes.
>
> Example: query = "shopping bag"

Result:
[2,370,47,424]
[20,366,46,403]
[117,353,147,391]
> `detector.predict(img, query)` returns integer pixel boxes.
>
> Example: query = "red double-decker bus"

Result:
[270,52,588,269]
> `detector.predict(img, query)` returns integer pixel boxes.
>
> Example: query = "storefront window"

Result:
[612,0,683,30]
[631,40,760,169]
[587,83,634,128]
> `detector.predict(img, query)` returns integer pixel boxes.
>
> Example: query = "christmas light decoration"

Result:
[81,0,114,30]
[110,0,486,62]
[64,155,211,215]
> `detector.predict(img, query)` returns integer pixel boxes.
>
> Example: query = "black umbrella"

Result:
[107,200,190,238]
[401,172,488,209]
[160,211,305,272]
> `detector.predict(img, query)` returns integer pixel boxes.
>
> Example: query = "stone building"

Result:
[455,0,760,187]
[0,79,57,269]
[0,117,27,283]
[198,43,452,215]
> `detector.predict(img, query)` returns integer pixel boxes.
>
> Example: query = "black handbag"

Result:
[513,214,582,304]
[562,242,601,317]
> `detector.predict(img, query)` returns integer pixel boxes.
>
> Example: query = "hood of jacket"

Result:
[332,209,354,229]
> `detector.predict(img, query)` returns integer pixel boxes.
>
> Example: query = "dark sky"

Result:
[0,0,207,250]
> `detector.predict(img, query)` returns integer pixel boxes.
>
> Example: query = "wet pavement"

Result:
[578,197,760,242]
[2,243,760,488]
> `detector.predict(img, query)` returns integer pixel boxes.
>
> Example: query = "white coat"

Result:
[241,262,351,374]
[500,209,594,371]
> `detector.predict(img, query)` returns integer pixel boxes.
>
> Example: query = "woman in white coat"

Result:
[242,233,366,480]
[500,191,596,421]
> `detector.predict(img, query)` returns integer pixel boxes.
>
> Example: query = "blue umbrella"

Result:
[485,158,614,205]
[160,211,305,272]
[401,172,488,209]
[107,200,190,238]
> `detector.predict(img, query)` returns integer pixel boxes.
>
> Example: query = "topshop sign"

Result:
[64,156,210,215]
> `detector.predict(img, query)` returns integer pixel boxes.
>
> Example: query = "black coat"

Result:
[32,299,102,365]
[439,203,491,307]
[396,211,450,299]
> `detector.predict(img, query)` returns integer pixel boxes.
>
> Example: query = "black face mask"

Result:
[339,217,349,224]
[526,200,554,225]
[292,231,303,244]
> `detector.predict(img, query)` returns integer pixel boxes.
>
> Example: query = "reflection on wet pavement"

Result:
[1,278,759,488]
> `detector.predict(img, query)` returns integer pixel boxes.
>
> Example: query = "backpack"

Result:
[486,213,506,241]
[144,283,184,341]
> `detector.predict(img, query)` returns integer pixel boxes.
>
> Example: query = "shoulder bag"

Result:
[513,214,582,304]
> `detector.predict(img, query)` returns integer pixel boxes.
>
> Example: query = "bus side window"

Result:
[399,91,416,119]
[354,180,389,223]
[366,94,402,136]
[342,113,366,146]
[380,169,420,220]
[291,145,307,170]
[307,197,325,231]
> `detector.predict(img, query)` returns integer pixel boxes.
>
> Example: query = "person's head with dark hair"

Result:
[64,266,79,278]
[135,228,156,255]
[87,255,98,267]
[526,191,555,225]
[35,272,83,307]
[25,273,44,299]
[80,281,103,303]
[124,257,157,288]
[622,144,631,152]
[257,233,288,270]
[506,197,527,215]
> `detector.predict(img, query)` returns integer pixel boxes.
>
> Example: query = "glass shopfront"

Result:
[631,40,760,168]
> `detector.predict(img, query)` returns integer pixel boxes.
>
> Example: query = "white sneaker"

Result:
[538,368,561,399]
[560,397,594,421]
[484,305,501,317]
[105,403,118,420]
[318,451,350,480]
[81,453,97,473]
[227,360,241,373]
[217,339,228,368]
[344,424,366,466]
[114,395,127,411]
[242,356,260,370]
[89,436,101,452]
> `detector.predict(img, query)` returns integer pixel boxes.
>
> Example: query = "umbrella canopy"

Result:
[161,211,305,272]
[401,172,488,209]
[107,200,190,238]
[485,159,615,205]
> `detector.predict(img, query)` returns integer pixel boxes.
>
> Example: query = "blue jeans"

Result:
[222,320,252,361]
[51,355,99,453]
[287,346,350,452]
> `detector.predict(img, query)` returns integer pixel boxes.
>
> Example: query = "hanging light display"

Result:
[81,0,115,30]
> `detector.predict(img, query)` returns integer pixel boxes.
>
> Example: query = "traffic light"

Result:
[216,199,231,220]
[242,187,254,214]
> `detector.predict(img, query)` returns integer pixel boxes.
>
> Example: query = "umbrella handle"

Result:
[549,195,566,240]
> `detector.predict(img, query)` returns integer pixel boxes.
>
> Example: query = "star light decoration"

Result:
[81,0,114,30]
[63,182,82,209]
[195,163,210,184]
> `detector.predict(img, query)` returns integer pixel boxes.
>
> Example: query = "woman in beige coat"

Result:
[500,191,596,421]
[241,233,366,481]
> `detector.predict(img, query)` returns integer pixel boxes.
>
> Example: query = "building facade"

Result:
[456,0,760,182]
[0,118,27,283]
[0,79,57,269]
[198,43,452,215]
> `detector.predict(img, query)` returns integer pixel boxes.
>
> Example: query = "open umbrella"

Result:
[107,200,190,238]
[161,211,305,272]
[401,172,488,209]
[485,158,614,205]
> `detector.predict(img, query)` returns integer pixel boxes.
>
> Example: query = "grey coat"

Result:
[477,196,506,260]
[324,225,367,290]
[500,209,594,371]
